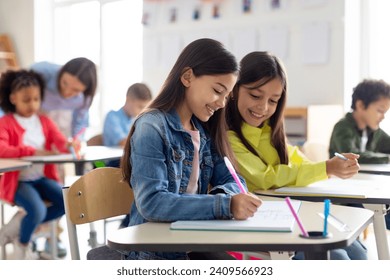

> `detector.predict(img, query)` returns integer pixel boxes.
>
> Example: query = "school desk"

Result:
[0,159,32,173]
[254,173,390,260]
[20,146,123,248]
[0,159,32,259]
[21,146,123,175]
[107,198,373,260]
[359,164,390,175]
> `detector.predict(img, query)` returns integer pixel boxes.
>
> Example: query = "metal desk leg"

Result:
[88,222,98,248]
[304,250,330,260]
[363,203,390,260]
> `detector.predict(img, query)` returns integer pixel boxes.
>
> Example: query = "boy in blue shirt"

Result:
[103,83,152,228]
[103,83,152,150]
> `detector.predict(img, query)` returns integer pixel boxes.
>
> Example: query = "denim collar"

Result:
[165,109,208,141]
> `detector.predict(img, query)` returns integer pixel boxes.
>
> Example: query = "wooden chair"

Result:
[62,167,133,260]
[87,134,103,146]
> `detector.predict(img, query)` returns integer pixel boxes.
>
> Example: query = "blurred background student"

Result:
[30,57,97,257]
[329,79,390,230]
[102,82,152,228]
[103,82,152,152]
[0,69,69,259]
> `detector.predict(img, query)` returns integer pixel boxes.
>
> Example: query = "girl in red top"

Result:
[0,69,69,259]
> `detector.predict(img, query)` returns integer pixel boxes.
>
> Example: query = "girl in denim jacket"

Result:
[120,38,262,260]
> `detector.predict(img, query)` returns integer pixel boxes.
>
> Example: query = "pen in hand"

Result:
[323,199,330,237]
[223,156,247,194]
[334,152,348,161]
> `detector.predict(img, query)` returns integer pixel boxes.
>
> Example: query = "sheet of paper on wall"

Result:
[170,200,301,232]
[301,21,330,64]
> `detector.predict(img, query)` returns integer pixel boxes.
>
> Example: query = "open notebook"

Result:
[170,200,301,232]
[272,178,375,198]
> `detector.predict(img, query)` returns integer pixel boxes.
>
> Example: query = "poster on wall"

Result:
[301,21,330,64]
[261,25,289,60]
[231,28,258,61]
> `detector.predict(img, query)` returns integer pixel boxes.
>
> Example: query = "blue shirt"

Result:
[124,109,246,260]
[102,108,133,146]
[30,61,90,138]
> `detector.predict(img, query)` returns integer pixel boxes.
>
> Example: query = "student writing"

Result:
[329,79,390,163]
[120,38,262,260]
[225,51,366,260]
[329,78,390,230]
[103,82,152,228]
[0,69,70,259]
[103,82,152,148]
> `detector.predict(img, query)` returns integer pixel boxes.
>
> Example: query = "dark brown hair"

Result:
[225,51,289,164]
[121,38,238,182]
[57,57,97,107]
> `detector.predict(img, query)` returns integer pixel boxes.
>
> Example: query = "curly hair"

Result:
[0,69,46,113]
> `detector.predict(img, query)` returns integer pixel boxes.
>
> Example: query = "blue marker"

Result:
[323,199,330,237]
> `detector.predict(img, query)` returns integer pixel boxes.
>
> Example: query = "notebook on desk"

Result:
[170,200,301,232]
[272,178,375,198]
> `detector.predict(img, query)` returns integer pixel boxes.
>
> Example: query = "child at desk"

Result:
[329,79,390,162]
[0,69,70,259]
[225,51,366,260]
[329,79,390,230]
[102,82,152,167]
[103,82,152,228]
[120,38,262,260]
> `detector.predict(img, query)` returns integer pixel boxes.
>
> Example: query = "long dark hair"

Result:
[226,51,289,164]
[0,69,46,113]
[57,57,97,107]
[121,38,238,182]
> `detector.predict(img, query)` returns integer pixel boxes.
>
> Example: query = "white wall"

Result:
[142,0,346,107]
[1,0,350,108]
[0,0,35,68]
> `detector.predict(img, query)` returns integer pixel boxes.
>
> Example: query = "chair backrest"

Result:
[62,167,133,259]
[87,134,103,146]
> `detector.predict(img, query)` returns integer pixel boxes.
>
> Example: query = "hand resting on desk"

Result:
[231,193,262,220]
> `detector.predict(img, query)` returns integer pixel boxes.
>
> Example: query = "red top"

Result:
[0,114,69,203]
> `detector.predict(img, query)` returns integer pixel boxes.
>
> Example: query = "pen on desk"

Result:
[323,199,330,237]
[223,156,247,194]
[285,197,309,237]
[334,152,348,161]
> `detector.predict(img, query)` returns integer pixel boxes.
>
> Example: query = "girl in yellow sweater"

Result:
[225,51,366,260]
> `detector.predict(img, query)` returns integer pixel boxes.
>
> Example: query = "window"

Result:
[35,0,143,137]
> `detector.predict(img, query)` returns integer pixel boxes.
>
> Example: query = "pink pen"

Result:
[223,156,247,194]
[285,197,309,237]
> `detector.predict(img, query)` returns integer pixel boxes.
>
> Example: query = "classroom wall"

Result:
[142,0,346,107]
[0,0,35,68]
[1,0,349,109]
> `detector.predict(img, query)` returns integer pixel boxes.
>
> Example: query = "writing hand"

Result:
[230,193,262,220]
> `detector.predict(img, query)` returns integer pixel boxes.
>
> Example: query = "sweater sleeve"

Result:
[229,131,327,192]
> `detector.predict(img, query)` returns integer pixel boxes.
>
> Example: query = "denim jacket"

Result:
[124,109,246,260]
